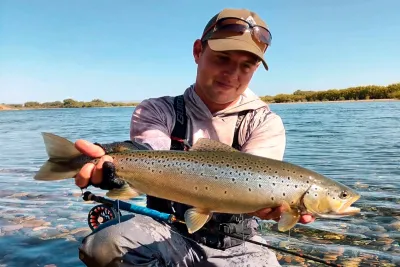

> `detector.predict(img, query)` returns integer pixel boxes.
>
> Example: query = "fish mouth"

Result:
[316,206,360,219]
[316,195,361,219]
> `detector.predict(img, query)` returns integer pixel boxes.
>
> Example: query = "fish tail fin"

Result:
[34,132,82,181]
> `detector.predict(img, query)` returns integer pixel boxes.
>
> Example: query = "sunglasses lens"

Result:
[218,23,248,34]
[254,27,272,46]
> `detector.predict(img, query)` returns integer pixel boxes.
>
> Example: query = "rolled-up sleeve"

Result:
[130,98,175,150]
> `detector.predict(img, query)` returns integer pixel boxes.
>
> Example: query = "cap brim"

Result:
[208,36,268,71]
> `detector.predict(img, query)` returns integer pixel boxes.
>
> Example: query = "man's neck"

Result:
[194,84,240,114]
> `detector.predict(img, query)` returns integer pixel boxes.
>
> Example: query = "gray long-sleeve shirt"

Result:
[130,84,286,160]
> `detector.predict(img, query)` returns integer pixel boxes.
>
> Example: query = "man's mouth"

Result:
[215,81,235,89]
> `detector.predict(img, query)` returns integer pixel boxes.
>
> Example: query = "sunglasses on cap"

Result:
[201,17,272,51]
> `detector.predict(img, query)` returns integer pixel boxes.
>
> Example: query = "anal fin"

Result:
[278,202,300,232]
[184,208,212,234]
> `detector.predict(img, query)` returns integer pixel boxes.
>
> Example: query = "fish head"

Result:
[302,180,360,218]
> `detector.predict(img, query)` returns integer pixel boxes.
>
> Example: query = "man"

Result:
[75,8,315,267]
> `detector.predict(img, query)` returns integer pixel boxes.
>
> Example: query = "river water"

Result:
[0,101,399,266]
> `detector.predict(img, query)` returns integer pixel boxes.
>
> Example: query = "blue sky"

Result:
[1,0,399,104]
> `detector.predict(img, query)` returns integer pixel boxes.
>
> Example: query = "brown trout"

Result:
[34,132,361,234]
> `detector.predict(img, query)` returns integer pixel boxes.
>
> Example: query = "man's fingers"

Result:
[264,206,286,220]
[299,214,315,224]
[75,163,95,188]
[75,139,105,158]
[92,155,114,184]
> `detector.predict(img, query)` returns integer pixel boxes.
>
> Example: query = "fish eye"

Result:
[339,191,349,199]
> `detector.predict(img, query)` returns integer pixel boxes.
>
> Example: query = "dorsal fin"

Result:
[189,138,239,152]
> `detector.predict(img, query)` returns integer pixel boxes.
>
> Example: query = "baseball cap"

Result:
[201,8,271,70]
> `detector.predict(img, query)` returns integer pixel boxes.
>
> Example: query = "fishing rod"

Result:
[82,191,340,267]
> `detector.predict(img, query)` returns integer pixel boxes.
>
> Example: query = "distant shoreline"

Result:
[1,98,399,111]
[2,82,399,110]
[0,105,137,111]
[271,98,400,105]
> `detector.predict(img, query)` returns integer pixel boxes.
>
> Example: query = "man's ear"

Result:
[193,39,204,64]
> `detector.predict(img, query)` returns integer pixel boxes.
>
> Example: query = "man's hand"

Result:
[74,139,114,188]
[248,206,315,224]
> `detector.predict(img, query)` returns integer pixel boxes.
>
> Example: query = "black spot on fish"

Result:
[315,194,318,197]
[121,166,124,170]
[300,175,303,178]
[271,197,274,201]
[287,177,291,180]
[273,183,275,186]
[224,191,227,194]
[274,171,278,174]
[205,187,208,190]
[295,185,298,188]
[306,181,310,184]
[215,176,218,180]
[248,188,251,191]
[259,184,262,188]
[195,187,198,190]
[232,178,235,182]
[283,193,286,196]
[246,178,249,181]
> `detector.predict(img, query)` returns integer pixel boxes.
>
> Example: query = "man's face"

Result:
[193,40,260,107]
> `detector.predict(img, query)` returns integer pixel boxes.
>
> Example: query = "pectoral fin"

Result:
[106,184,143,200]
[184,208,212,234]
[277,203,300,232]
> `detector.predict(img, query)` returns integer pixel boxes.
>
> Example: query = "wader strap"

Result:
[170,95,190,150]
[231,110,250,150]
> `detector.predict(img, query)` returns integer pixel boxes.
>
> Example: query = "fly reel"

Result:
[87,204,121,231]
